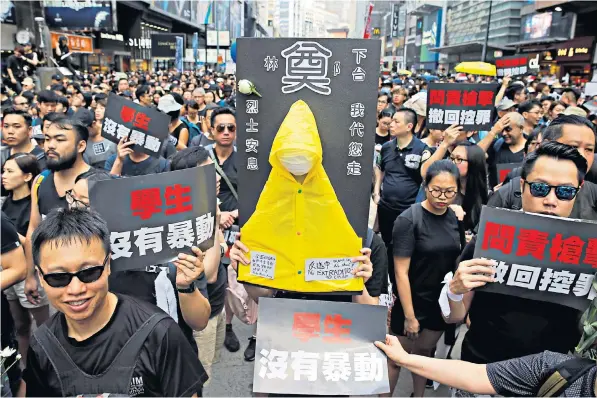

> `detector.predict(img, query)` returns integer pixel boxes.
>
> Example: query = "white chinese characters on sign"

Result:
[246,118,259,133]
[247,100,259,114]
[281,41,332,95]
[264,55,279,72]
[102,117,162,154]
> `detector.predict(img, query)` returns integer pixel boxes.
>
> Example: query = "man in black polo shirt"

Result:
[373,108,429,290]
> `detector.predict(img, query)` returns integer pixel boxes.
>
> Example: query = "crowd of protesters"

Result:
[1,47,597,397]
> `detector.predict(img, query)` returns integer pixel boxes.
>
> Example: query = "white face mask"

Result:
[278,150,315,176]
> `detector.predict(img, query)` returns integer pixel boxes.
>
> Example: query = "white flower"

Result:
[0,347,16,358]
[16,354,22,361]
[238,79,262,97]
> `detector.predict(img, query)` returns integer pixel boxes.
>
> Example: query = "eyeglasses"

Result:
[449,156,468,164]
[215,124,236,133]
[37,253,109,288]
[427,188,458,199]
[524,181,580,201]
[65,189,89,209]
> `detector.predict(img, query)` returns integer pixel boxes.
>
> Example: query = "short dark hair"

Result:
[185,100,199,110]
[93,92,107,102]
[49,114,89,142]
[43,112,62,125]
[82,92,93,108]
[518,99,542,115]
[378,109,394,120]
[543,114,597,142]
[118,78,128,84]
[424,159,461,190]
[56,96,69,111]
[135,85,151,99]
[521,141,588,184]
[505,84,525,100]
[169,146,211,171]
[395,108,417,133]
[210,107,235,127]
[31,208,111,267]
[21,91,35,104]
[37,90,58,104]
[3,107,32,127]
[5,152,40,188]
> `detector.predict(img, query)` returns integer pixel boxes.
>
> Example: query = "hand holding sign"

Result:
[174,246,205,289]
[352,247,373,283]
[230,237,250,272]
[375,335,409,366]
[443,124,464,146]
[116,137,135,161]
[501,75,512,88]
[450,258,496,295]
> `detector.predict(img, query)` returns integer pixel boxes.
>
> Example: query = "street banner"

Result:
[101,93,170,158]
[497,162,521,183]
[426,82,499,131]
[176,36,184,72]
[253,298,389,396]
[235,38,380,293]
[89,166,217,272]
[474,206,597,311]
[151,33,182,58]
[495,54,540,77]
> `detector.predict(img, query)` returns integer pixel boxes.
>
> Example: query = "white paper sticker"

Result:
[250,251,276,279]
[305,258,355,281]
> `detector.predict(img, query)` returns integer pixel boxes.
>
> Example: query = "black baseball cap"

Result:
[51,74,61,80]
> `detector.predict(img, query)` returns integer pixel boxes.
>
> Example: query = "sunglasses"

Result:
[524,181,580,201]
[215,124,236,133]
[37,253,109,288]
[503,126,513,132]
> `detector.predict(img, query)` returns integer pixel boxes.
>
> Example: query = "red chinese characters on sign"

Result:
[495,56,527,68]
[292,312,321,342]
[292,312,352,343]
[165,184,193,215]
[462,91,478,107]
[130,184,193,220]
[550,234,585,265]
[120,106,152,130]
[516,228,549,260]
[478,90,495,107]
[446,90,461,106]
[585,239,597,268]
[482,221,516,254]
[131,187,162,220]
[429,89,445,106]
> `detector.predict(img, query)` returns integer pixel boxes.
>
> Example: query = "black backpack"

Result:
[537,357,595,397]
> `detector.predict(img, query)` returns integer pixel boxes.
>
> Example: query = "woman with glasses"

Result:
[449,142,488,233]
[1,153,49,366]
[376,109,393,146]
[387,160,464,397]
[377,92,391,114]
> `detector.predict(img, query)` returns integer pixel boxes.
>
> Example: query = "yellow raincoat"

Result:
[238,100,364,293]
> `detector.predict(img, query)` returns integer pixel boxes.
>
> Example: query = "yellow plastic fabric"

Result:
[454,62,497,77]
[239,100,364,293]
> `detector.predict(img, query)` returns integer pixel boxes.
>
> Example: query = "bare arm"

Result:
[174,247,212,331]
[444,291,474,324]
[352,284,378,305]
[420,124,462,178]
[1,246,28,290]
[24,175,43,304]
[494,75,512,107]
[176,128,189,150]
[477,114,511,153]
[204,229,223,284]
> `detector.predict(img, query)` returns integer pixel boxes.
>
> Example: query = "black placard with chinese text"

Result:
[497,162,521,184]
[495,54,540,77]
[426,82,499,132]
[101,93,170,158]
[236,38,380,239]
[89,166,217,272]
[254,298,389,395]
[474,206,597,311]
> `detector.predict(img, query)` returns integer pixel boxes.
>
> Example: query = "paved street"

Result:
[205,318,465,397]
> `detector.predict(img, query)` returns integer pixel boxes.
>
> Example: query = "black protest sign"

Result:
[89,166,217,272]
[474,206,597,311]
[101,93,170,157]
[497,162,521,183]
[253,298,389,396]
[426,82,498,132]
[150,33,181,58]
[236,38,380,240]
[495,54,540,77]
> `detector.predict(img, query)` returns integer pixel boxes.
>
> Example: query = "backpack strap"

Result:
[537,357,595,397]
[208,147,238,201]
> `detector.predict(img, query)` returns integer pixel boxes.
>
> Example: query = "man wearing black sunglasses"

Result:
[443,142,588,384]
[24,208,207,396]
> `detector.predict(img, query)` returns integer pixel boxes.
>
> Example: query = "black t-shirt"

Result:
[214,150,238,212]
[104,154,170,177]
[391,204,461,332]
[1,211,20,254]
[30,146,47,171]
[5,55,22,79]
[375,132,391,146]
[2,194,31,236]
[460,236,582,364]
[206,261,227,318]
[487,140,525,188]
[108,266,208,354]
[487,351,597,397]
[37,172,68,217]
[23,293,208,397]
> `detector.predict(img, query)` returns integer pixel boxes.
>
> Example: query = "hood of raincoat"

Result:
[239,100,363,294]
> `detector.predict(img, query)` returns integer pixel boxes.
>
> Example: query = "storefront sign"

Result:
[495,54,539,77]
[426,82,498,131]
[151,33,183,58]
[50,32,93,53]
[44,0,112,30]
[207,30,230,47]
[253,298,389,395]
[101,33,123,42]
[127,37,151,49]
[474,206,597,311]
[1,1,16,24]
[391,3,400,38]
[556,37,595,62]
[90,166,217,272]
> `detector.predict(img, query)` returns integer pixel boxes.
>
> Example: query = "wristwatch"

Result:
[177,282,196,294]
